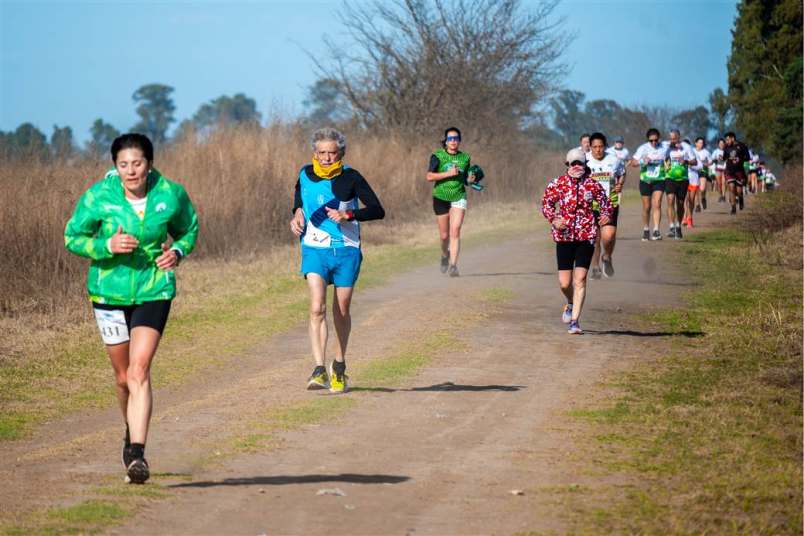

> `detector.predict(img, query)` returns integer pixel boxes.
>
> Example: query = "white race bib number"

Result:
[93,308,129,345]
[645,164,661,178]
[302,224,332,248]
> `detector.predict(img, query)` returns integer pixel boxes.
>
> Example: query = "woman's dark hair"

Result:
[695,136,705,143]
[589,132,607,146]
[441,126,462,148]
[646,128,660,139]
[111,133,154,163]
[717,137,725,144]
[724,131,736,139]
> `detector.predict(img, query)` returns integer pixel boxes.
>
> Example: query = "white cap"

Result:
[565,147,587,164]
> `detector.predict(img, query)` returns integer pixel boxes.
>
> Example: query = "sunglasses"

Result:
[648,138,659,143]
[446,136,461,142]
[569,160,585,167]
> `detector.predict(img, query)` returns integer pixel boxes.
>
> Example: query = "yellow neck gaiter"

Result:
[312,159,343,180]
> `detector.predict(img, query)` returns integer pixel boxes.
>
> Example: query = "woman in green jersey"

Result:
[426,127,476,277]
[64,133,198,484]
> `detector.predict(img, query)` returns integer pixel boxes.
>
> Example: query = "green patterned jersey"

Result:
[64,168,198,305]
[430,149,470,202]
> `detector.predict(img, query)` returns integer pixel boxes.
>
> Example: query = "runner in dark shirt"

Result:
[723,132,749,214]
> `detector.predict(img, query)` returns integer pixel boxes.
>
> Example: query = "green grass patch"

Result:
[2,500,131,535]
[555,227,803,534]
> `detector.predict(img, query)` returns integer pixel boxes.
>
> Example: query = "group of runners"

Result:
[541,128,775,335]
[64,125,774,484]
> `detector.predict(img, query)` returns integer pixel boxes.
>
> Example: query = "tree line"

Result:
[2,0,799,164]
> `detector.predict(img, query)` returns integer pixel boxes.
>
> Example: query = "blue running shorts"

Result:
[301,246,362,287]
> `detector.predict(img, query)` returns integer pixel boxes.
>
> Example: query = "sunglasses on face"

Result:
[648,138,659,143]
[446,136,461,142]
[569,160,585,167]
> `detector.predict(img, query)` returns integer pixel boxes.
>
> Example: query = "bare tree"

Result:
[311,0,568,139]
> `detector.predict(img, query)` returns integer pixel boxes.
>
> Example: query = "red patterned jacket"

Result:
[541,174,613,242]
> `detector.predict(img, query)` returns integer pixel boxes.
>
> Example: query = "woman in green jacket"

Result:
[64,133,198,484]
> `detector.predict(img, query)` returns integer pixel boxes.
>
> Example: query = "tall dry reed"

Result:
[0,122,563,318]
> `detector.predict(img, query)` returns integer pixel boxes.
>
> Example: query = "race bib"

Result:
[302,224,332,248]
[93,308,129,345]
[645,164,661,178]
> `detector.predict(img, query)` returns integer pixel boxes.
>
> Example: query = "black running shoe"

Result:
[667,227,677,239]
[122,444,135,469]
[676,226,683,239]
[440,254,449,274]
[642,229,650,242]
[126,458,150,484]
[738,196,744,210]
[701,198,707,210]
[730,205,737,215]
[448,265,459,277]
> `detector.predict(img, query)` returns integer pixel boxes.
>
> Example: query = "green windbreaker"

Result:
[64,168,198,305]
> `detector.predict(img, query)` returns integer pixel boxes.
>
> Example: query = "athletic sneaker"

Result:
[739,196,744,210]
[561,303,573,324]
[730,205,737,215]
[122,428,133,469]
[651,230,662,241]
[306,366,329,390]
[718,195,726,203]
[590,267,602,280]
[329,364,348,394]
[448,265,459,277]
[601,256,614,278]
[126,458,149,484]
[702,198,707,209]
[567,320,583,335]
[440,254,449,274]
[675,226,683,239]
[667,227,677,239]
[695,205,701,213]
[122,443,135,469]
[642,229,650,241]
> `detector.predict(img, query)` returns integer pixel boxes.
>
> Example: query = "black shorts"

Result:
[432,197,467,215]
[92,300,172,345]
[725,170,747,186]
[639,181,665,196]
[556,241,595,271]
[665,179,689,198]
[594,206,619,227]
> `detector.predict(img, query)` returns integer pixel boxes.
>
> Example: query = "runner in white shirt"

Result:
[711,138,727,202]
[683,137,711,227]
[606,136,629,162]
[587,132,625,278]
[630,128,669,241]
[747,150,760,194]
[662,130,696,239]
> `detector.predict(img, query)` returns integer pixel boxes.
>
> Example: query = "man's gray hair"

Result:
[311,127,347,155]
[670,128,681,137]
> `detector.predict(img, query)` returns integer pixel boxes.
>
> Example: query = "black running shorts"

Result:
[639,181,665,196]
[594,206,619,228]
[92,300,172,345]
[556,241,595,271]
[665,179,689,198]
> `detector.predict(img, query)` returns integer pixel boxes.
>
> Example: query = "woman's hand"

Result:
[109,225,139,254]
[290,208,305,236]
[613,180,624,193]
[155,243,179,271]
[448,166,460,178]
[598,214,611,226]
[326,206,348,223]
[552,217,568,230]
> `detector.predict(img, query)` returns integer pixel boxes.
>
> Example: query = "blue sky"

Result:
[0,0,738,144]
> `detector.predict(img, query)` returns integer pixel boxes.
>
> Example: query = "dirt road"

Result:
[2,200,733,534]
